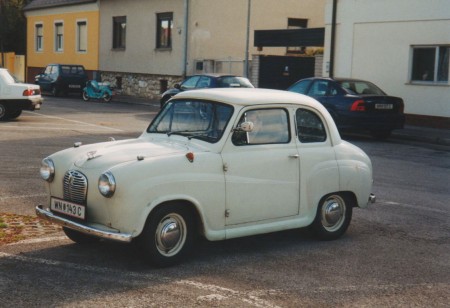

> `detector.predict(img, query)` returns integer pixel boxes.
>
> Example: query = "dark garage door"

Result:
[258,55,315,90]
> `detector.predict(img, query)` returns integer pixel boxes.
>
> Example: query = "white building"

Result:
[324,0,450,127]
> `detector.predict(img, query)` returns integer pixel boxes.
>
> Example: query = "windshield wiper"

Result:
[167,131,196,139]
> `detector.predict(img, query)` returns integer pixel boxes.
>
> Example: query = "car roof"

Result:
[191,73,246,78]
[174,88,323,107]
[302,77,372,83]
[175,88,342,144]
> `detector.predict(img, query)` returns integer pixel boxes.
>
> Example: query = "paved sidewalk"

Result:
[114,94,450,147]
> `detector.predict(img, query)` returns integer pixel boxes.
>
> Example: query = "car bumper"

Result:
[36,205,133,243]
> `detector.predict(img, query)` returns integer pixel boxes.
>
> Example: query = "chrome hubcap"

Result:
[321,195,346,232]
[155,213,186,257]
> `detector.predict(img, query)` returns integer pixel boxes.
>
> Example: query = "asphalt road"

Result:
[0,96,449,307]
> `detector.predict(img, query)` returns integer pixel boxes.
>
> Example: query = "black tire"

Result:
[82,91,90,101]
[160,96,170,108]
[0,103,9,121]
[51,86,59,97]
[311,193,353,241]
[103,93,112,102]
[139,203,194,267]
[63,227,100,245]
[8,109,22,119]
[371,130,391,140]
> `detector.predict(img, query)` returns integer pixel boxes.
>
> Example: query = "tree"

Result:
[0,0,29,59]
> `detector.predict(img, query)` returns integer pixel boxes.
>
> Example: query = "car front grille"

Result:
[63,170,88,204]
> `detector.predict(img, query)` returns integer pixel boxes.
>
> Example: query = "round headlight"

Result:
[40,158,55,182]
[98,171,116,198]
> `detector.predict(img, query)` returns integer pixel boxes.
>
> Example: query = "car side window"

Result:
[197,76,211,88]
[308,80,329,96]
[232,108,290,145]
[288,79,312,94]
[181,76,201,90]
[296,109,327,143]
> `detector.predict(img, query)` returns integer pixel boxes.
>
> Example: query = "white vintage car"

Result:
[37,88,375,267]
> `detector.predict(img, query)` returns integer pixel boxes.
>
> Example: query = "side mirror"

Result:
[234,121,254,132]
[174,83,181,89]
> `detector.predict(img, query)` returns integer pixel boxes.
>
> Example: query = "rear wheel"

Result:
[139,203,194,267]
[0,103,8,121]
[63,227,100,244]
[371,130,391,140]
[311,193,353,241]
[82,91,90,101]
[8,109,22,119]
[103,93,112,102]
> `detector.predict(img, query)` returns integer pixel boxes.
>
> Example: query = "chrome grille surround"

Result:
[63,170,88,204]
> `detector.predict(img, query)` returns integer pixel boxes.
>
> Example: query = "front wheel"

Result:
[311,193,353,241]
[82,91,90,101]
[139,204,194,267]
[63,227,100,244]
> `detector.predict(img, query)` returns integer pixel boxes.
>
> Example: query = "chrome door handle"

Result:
[289,154,299,158]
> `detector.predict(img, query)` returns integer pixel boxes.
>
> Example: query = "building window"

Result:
[54,22,64,52]
[287,18,308,54]
[411,46,449,83]
[113,16,126,49]
[156,12,173,49]
[77,21,87,52]
[35,24,43,52]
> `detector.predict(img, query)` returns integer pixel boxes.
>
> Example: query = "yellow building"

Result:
[23,0,99,83]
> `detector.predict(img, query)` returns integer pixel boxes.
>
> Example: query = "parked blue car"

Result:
[82,80,113,102]
[288,77,405,139]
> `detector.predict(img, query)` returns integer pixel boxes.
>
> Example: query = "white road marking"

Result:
[376,199,448,214]
[18,111,124,132]
[0,250,280,307]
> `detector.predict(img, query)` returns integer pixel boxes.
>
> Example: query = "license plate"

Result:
[68,84,81,89]
[375,103,393,109]
[51,197,86,219]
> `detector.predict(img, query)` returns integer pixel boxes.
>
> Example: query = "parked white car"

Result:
[0,68,43,120]
[37,88,375,267]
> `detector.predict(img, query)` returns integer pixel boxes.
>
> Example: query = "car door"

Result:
[306,79,331,105]
[221,107,300,226]
[37,65,54,91]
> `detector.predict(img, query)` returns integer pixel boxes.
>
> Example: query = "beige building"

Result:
[99,0,326,98]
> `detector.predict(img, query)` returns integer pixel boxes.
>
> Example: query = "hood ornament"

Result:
[86,150,100,160]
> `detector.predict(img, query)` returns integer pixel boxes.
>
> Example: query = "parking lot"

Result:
[0,96,449,307]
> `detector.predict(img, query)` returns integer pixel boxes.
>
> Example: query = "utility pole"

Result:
[244,0,251,77]
[329,0,338,78]
[0,0,4,67]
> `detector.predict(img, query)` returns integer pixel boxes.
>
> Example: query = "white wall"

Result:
[324,0,450,117]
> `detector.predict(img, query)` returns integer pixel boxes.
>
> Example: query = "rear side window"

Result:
[296,109,327,143]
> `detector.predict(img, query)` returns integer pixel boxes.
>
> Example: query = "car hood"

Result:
[72,138,195,170]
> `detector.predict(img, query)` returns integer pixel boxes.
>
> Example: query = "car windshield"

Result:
[218,76,254,88]
[147,99,234,143]
[337,80,386,95]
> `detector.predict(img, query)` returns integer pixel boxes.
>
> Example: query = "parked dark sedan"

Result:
[35,64,88,96]
[288,77,405,139]
[160,73,254,107]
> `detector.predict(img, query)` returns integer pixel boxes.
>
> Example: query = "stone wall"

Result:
[100,71,182,99]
